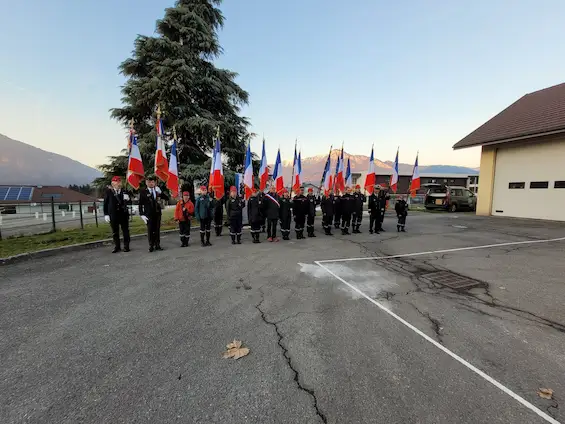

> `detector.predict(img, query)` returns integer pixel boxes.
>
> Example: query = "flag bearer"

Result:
[340,186,354,235]
[104,176,131,253]
[195,185,213,247]
[247,189,263,243]
[333,191,342,229]
[279,189,292,240]
[352,184,366,233]
[368,186,381,234]
[264,185,281,242]
[306,188,317,237]
[226,185,245,244]
[174,191,194,246]
[395,195,408,232]
[292,187,308,239]
[377,186,391,232]
[212,190,225,236]
[139,175,169,252]
[321,188,335,236]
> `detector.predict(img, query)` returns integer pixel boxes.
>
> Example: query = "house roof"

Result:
[453,82,565,150]
[0,185,96,204]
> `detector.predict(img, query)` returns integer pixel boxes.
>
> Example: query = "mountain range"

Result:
[0,134,102,186]
[273,149,478,184]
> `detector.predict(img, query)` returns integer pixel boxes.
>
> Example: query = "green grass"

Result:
[1,209,180,258]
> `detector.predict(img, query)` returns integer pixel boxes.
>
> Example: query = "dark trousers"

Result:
[397,214,407,228]
[341,213,351,230]
[110,214,130,248]
[369,212,380,232]
[214,215,223,235]
[147,213,161,247]
[280,216,291,238]
[334,211,341,228]
[200,217,211,233]
[230,217,243,236]
[250,220,262,233]
[307,214,315,229]
[267,219,278,238]
[353,210,363,226]
[294,215,306,231]
[179,221,191,237]
[323,214,333,228]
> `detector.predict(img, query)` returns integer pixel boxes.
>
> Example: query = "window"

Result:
[466,190,474,198]
[451,189,463,196]
[530,181,549,189]
[555,181,565,189]
[508,182,525,189]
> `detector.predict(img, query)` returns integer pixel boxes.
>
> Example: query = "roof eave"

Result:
[453,128,565,150]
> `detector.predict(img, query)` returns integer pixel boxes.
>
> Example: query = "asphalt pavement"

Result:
[1,211,565,423]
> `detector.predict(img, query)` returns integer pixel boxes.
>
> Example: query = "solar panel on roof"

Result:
[0,186,34,201]
[0,187,9,200]
[5,187,21,200]
[19,187,33,200]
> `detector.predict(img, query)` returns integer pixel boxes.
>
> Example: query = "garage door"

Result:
[492,139,565,221]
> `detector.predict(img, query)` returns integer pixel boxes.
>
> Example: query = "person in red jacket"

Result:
[174,191,195,247]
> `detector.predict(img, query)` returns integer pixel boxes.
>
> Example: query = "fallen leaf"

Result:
[226,340,242,350]
[538,388,554,399]
[222,340,250,360]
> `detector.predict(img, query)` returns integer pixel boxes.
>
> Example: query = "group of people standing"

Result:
[104,175,409,253]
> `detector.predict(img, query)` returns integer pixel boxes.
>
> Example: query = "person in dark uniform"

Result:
[352,184,366,234]
[258,191,266,233]
[333,192,342,229]
[195,185,213,247]
[139,175,169,252]
[377,186,391,232]
[247,189,263,243]
[279,189,292,240]
[340,186,354,235]
[174,191,194,246]
[395,195,408,232]
[264,185,281,242]
[306,188,317,237]
[212,190,225,236]
[292,187,307,239]
[321,188,335,236]
[226,186,245,244]
[367,185,381,234]
[103,176,131,253]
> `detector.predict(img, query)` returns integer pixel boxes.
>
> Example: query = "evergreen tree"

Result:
[95,0,251,192]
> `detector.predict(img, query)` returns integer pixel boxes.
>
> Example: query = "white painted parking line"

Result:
[314,261,561,424]
[316,237,565,264]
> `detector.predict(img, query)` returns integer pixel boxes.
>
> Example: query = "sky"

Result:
[2,0,565,170]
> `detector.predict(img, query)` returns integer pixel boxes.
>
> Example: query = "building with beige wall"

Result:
[453,83,565,221]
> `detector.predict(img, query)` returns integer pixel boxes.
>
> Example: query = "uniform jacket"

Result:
[279,197,292,221]
[263,193,281,220]
[213,195,226,221]
[378,191,391,210]
[226,196,245,219]
[340,193,355,215]
[306,194,317,216]
[368,194,380,214]
[139,187,168,217]
[195,194,213,221]
[321,195,336,216]
[247,196,263,223]
[103,188,130,218]
[395,199,408,216]
[174,199,195,222]
[333,195,341,214]
[292,195,308,217]
[353,192,366,212]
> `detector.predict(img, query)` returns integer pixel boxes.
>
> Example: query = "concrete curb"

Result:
[1,229,178,266]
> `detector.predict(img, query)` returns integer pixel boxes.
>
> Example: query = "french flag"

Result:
[127,133,144,189]
[322,149,332,195]
[364,145,376,193]
[209,141,216,191]
[166,138,179,198]
[292,147,302,194]
[335,148,345,193]
[390,147,399,193]
[410,152,420,196]
[259,138,269,192]
[345,157,352,188]
[273,148,284,194]
[243,143,253,199]
[212,138,224,199]
[155,118,169,182]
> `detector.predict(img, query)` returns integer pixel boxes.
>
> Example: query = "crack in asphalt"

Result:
[409,303,444,344]
[255,291,328,424]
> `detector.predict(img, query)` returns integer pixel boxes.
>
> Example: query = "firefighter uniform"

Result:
[103,176,131,253]
[247,190,263,243]
[333,194,342,229]
[368,189,381,234]
[264,189,281,241]
[352,185,366,233]
[195,186,214,247]
[377,189,390,231]
[306,188,317,237]
[340,189,354,235]
[321,193,335,236]
[174,192,195,246]
[292,190,308,239]
[226,186,245,244]
[395,197,408,232]
[212,192,225,236]
[279,189,292,240]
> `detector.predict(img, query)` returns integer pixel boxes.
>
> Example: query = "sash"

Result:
[265,193,280,207]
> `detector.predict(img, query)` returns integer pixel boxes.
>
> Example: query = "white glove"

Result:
[123,194,130,201]
[104,215,110,223]
[141,215,149,224]
[155,187,162,195]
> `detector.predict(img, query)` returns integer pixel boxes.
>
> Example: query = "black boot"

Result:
[206,231,212,246]
[310,228,316,237]
[369,229,373,234]
[112,245,121,253]
[401,227,406,232]
[123,244,130,252]
[295,231,300,240]
[341,228,346,235]
[397,225,400,232]
[180,236,185,247]
[200,233,206,247]
[356,225,362,234]
[231,235,236,244]
[237,234,242,244]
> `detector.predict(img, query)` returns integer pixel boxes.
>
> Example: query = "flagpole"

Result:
[319,145,332,192]
[290,138,296,197]
[125,118,135,220]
